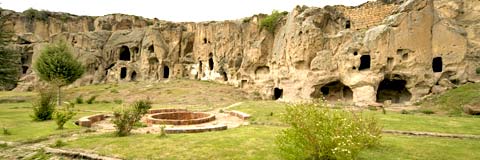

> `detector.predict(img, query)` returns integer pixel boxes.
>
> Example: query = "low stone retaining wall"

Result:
[165,124,228,134]
[147,111,215,125]
[45,147,121,160]
[227,110,251,120]
[77,114,105,127]
[383,130,480,139]
[148,108,188,114]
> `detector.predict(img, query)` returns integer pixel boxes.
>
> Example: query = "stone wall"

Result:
[338,1,397,30]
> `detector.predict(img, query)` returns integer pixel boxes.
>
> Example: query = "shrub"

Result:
[75,95,83,104]
[112,100,152,136]
[23,8,50,21]
[276,101,382,160]
[114,99,123,104]
[400,109,410,114]
[159,125,167,138]
[0,143,7,148]
[420,109,435,115]
[110,88,119,93]
[260,10,287,33]
[53,102,77,129]
[476,67,480,75]
[31,89,56,121]
[86,95,96,104]
[50,140,66,148]
[2,127,11,135]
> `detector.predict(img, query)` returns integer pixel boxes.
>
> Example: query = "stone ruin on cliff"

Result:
[1,0,479,106]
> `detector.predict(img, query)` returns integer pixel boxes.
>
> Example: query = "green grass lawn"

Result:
[64,126,282,160]
[0,103,83,142]
[232,101,480,135]
[63,125,480,160]
[359,135,480,160]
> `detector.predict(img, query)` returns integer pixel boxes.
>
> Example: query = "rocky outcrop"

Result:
[2,0,479,106]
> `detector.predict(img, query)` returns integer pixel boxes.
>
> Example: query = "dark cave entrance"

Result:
[311,81,353,101]
[376,79,412,103]
[148,45,154,53]
[22,66,28,74]
[345,20,351,29]
[273,88,283,100]
[131,71,137,81]
[163,66,170,79]
[359,55,371,70]
[209,53,214,70]
[432,57,443,73]
[120,67,127,79]
[119,46,131,61]
[222,71,228,81]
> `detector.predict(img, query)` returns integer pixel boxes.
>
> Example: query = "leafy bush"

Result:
[276,101,382,160]
[114,99,123,104]
[50,140,66,148]
[420,109,435,115]
[113,100,152,136]
[86,95,96,104]
[2,127,11,135]
[23,8,50,21]
[400,109,410,114]
[75,95,83,104]
[31,89,56,121]
[260,10,287,33]
[0,143,7,148]
[159,125,167,138]
[110,88,119,93]
[476,67,480,75]
[53,102,77,129]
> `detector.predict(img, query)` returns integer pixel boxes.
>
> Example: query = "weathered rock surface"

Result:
[1,0,479,106]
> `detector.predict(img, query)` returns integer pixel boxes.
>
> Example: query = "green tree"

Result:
[0,9,21,89]
[34,41,84,106]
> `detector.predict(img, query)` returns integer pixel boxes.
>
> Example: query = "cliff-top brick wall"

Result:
[339,1,398,30]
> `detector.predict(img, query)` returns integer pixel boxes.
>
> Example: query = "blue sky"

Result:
[0,0,369,22]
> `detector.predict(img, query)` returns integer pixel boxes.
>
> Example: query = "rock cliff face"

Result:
[1,0,479,106]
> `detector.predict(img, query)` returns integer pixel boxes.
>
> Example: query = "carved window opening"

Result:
[119,46,131,61]
[163,66,170,78]
[120,67,127,79]
[432,57,443,72]
[273,88,283,100]
[359,55,371,70]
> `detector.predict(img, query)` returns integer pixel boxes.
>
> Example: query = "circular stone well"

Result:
[147,111,215,125]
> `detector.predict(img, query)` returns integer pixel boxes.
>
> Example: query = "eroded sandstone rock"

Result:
[2,0,479,106]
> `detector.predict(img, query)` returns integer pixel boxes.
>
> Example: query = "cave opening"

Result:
[208,55,214,70]
[22,66,28,74]
[120,67,127,79]
[131,71,137,81]
[163,66,170,79]
[148,45,154,53]
[359,55,371,70]
[273,88,283,100]
[345,20,351,29]
[119,46,131,61]
[376,79,412,103]
[203,38,207,44]
[311,81,353,101]
[432,57,443,72]
[222,71,228,81]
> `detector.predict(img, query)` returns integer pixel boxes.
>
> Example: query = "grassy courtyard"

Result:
[1,80,480,159]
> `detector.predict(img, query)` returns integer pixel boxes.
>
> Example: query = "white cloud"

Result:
[0,0,369,22]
